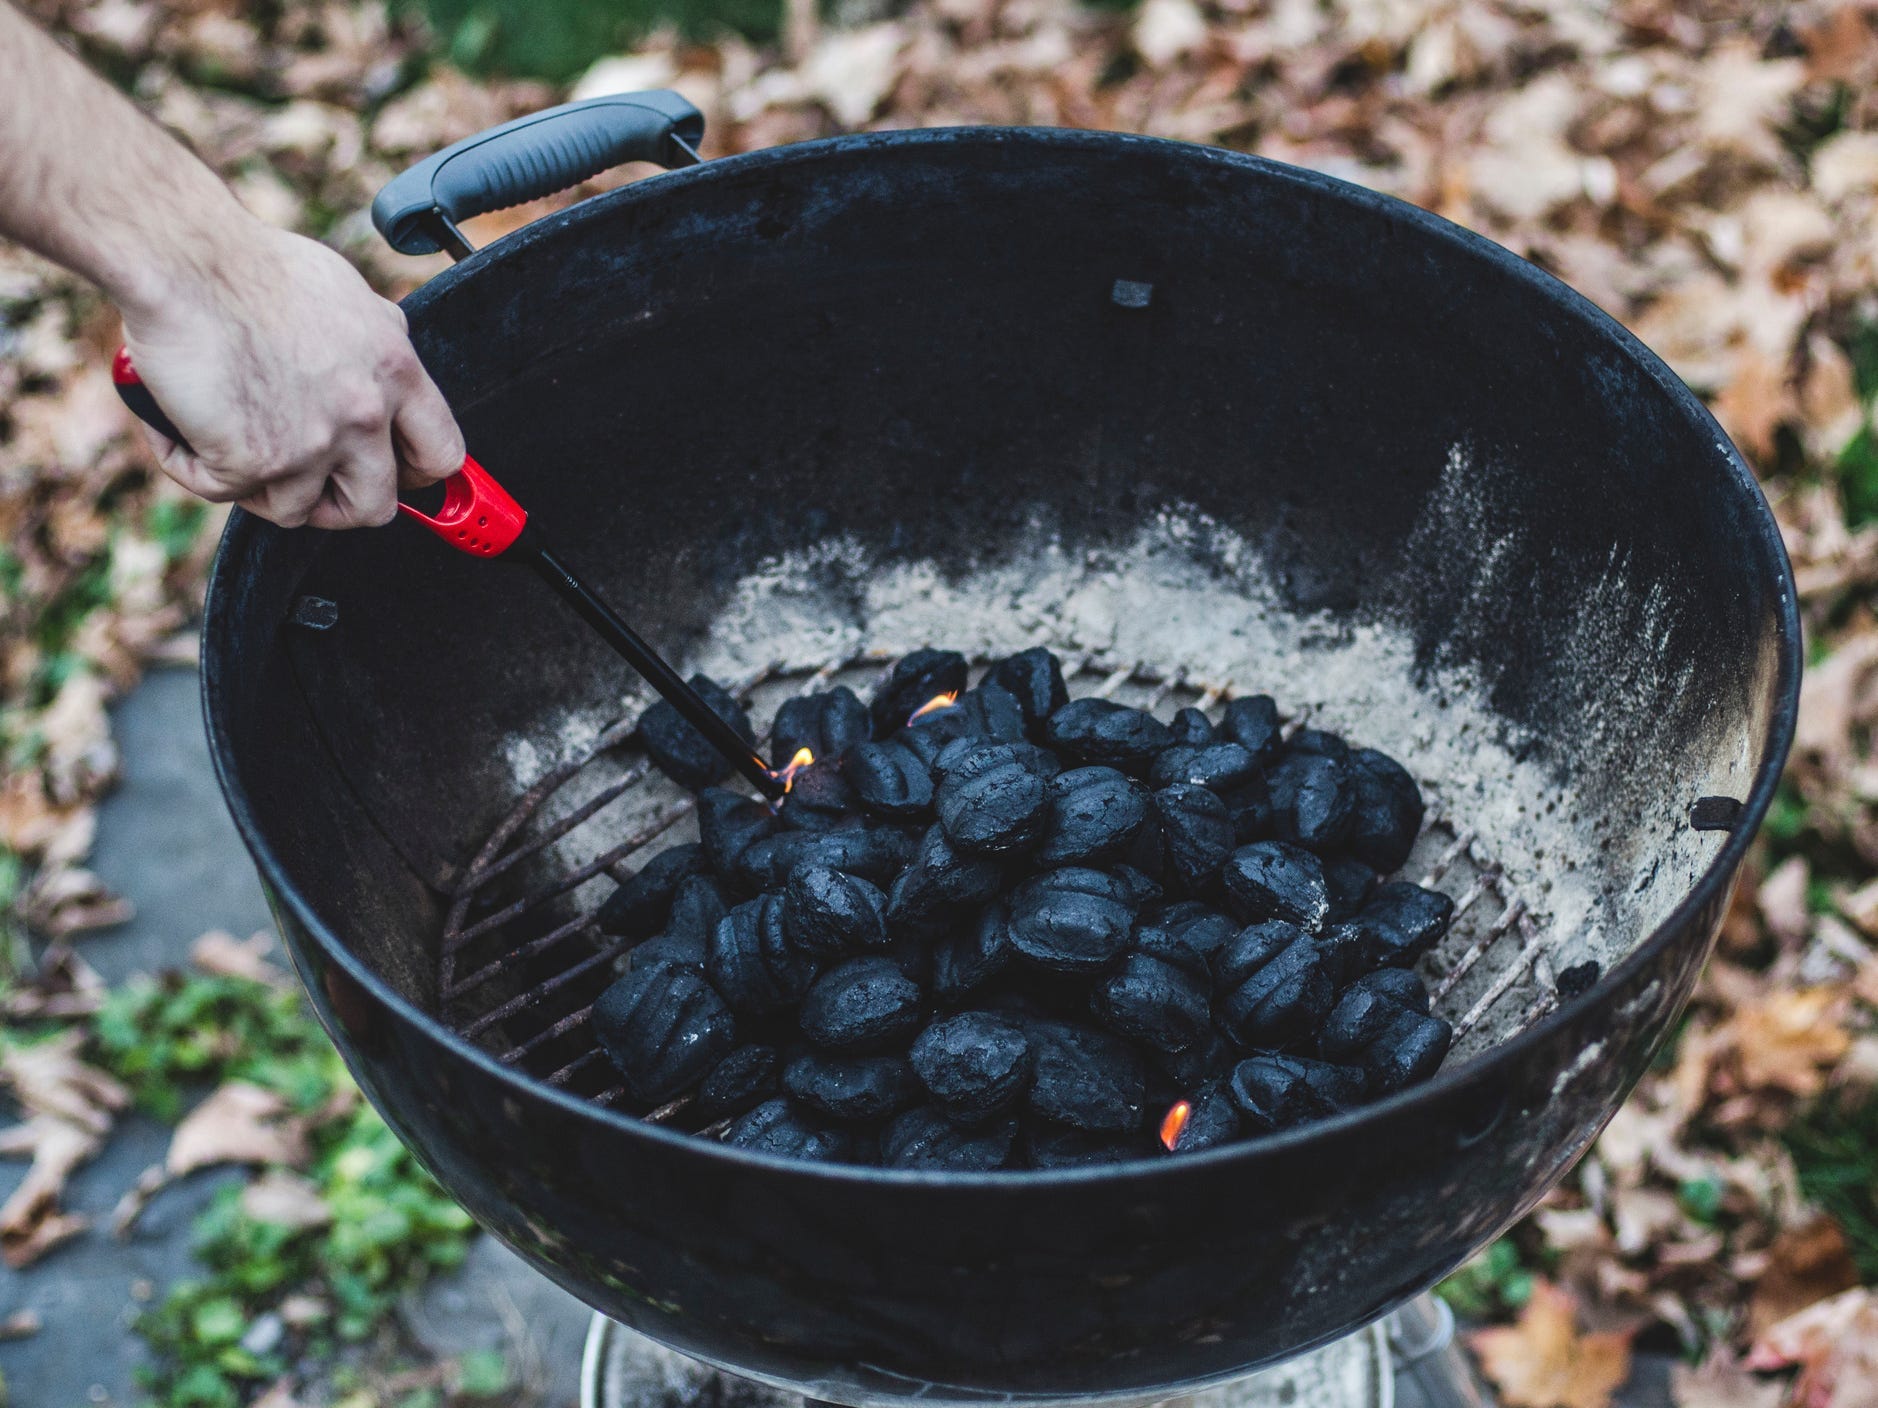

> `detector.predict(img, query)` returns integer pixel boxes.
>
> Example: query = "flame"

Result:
[1159,1100,1192,1153]
[773,746,815,793]
[908,690,960,724]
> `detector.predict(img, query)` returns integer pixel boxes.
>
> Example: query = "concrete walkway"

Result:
[0,666,589,1406]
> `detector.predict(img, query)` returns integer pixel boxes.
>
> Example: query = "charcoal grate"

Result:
[436,648,1560,1121]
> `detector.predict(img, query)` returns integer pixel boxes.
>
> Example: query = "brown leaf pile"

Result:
[7,0,1878,1402]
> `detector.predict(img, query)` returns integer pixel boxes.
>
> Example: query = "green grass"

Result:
[408,0,780,82]
[83,971,478,1407]
[1435,1238,1536,1320]
[1787,1093,1878,1281]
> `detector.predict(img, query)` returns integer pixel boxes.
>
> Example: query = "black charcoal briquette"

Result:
[1025,1020,1146,1132]
[1557,960,1601,999]
[845,740,935,819]
[1152,1022,1237,1089]
[734,826,914,891]
[1168,707,1216,748]
[1354,881,1455,967]
[784,1052,920,1121]
[707,895,819,1014]
[1228,1054,1365,1133]
[1288,727,1349,759]
[629,929,707,972]
[593,959,738,1104]
[638,675,755,790]
[1043,698,1175,774]
[1151,741,1257,795]
[931,902,1013,1004]
[881,1107,1017,1170]
[985,647,1070,728]
[1006,867,1138,972]
[1216,922,1335,1048]
[1155,903,1239,969]
[910,1012,1033,1121]
[725,1098,852,1162]
[778,758,857,831]
[936,750,1048,855]
[597,843,705,939]
[697,788,778,877]
[1091,935,1212,1054]
[1221,695,1283,763]
[1153,783,1234,891]
[666,874,731,950]
[1353,966,1432,1015]
[780,865,888,956]
[1265,750,1354,851]
[1036,766,1148,866]
[1322,854,1379,921]
[1345,748,1424,874]
[1024,1122,1146,1168]
[870,649,969,735]
[800,957,925,1051]
[1221,773,1274,844]
[1164,1080,1240,1154]
[771,686,870,764]
[891,824,1004,921]
[1320,983,1452,1093]
[1222,841,1331,931]
[694,1044,780,1120]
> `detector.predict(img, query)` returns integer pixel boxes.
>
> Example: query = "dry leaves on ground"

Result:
[114,1080,313,1235]
[0,1028,127,1266]
[1749,1288,1878,1408]
[1468,1281,1636,1408]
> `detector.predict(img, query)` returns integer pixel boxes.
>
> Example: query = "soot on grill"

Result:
[588,647,1460,1169]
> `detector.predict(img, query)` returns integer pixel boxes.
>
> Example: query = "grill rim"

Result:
[198,125,1803,1185]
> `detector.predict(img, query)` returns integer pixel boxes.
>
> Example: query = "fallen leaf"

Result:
[1750,1287,1878,1408]
[240,1170,331,1230]
[167,1081,310,1176]
[1721,988,1854,1098]
[0,1116,99,1267]
[1750,1216,1861,1336]
[1469,1281,1635,1408]
[1670,1352,1787,1408]
[1759,855,1813,947]
[0,1029,127,1134]
[190,929,290,987]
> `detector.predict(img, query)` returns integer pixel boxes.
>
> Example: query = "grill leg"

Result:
[1388,1294,1494,1408]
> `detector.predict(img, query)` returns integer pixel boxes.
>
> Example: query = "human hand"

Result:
[119,218,464,529]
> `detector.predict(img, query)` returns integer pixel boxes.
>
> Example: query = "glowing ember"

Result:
[908,690,960,724]
[1159,1100,1192,1153]
[773,746,815,792]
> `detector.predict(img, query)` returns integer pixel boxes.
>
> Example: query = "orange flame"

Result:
[1159,1100,1192,1153]
[773,746,815,793]
[908,690,960,724]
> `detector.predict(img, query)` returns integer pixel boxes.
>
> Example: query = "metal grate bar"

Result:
[459,940,629,1040]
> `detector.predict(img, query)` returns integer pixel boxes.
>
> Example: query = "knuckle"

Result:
[337,382,388,433]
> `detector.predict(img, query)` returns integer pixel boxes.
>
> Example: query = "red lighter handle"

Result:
[397,455,527,556]
[113,344,526,556]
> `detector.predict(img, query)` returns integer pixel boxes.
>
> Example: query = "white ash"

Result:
[494,489,1751,1056]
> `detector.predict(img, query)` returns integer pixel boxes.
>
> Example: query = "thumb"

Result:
[391,369,466,487]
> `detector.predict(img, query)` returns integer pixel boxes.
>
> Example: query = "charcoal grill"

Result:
[201,98,1800,1407]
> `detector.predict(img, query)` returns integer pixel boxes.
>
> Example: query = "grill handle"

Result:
[370,91,705,258]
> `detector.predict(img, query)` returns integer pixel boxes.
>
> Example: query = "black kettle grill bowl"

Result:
[203,129,1799,1404]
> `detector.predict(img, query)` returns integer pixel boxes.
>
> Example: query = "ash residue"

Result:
[674,504,1738,1052]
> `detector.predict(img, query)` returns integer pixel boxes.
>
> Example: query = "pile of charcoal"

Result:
[590,647,1460,1171]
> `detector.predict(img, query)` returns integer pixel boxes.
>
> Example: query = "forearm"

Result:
[0,1,254,316]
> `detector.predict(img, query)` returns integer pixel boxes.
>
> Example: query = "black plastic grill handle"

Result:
[371,90,706,256]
